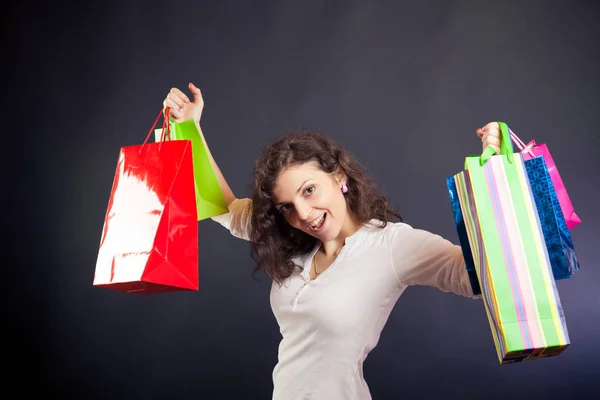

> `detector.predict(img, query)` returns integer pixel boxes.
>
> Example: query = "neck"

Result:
[318,244,343,259]
[320,213,363,258]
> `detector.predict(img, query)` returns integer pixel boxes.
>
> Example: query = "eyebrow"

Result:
[275,179,312,206]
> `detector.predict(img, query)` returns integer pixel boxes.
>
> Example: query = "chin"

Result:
[320,227,342,243]
[298,214,342,241]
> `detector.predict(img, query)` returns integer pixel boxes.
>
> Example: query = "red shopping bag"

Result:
[94,109,198,294]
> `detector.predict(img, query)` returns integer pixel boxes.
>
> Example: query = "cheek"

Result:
[333,193,350,220]
[330,189,345,206]
[319,191,344,218]
[284,213,301,228]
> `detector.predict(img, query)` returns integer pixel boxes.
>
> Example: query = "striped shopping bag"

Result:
[448,122,570,364]
[447,152,581,292]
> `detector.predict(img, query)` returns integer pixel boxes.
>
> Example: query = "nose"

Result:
[295,201,312,222]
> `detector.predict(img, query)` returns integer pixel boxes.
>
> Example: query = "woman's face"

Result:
[271,161,349,242]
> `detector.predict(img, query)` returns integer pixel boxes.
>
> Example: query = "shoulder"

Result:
[357,219,418,247]
[368,219,446,249]
[365,219,415,237]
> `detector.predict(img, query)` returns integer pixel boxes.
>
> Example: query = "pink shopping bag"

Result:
[509,129,582,230]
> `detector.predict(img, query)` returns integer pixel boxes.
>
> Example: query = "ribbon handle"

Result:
[509,127,536,157]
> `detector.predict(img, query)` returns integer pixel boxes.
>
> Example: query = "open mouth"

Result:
[309,213,327,232]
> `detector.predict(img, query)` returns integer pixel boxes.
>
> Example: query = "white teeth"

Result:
[310,213,325,229]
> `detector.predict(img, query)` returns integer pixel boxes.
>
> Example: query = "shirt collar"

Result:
[344,218,382,244]
[300,219,383,274]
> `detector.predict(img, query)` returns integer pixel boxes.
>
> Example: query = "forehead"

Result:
[272,162,328,199]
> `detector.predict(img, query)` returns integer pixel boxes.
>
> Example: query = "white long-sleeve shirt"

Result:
[211,198,479,400]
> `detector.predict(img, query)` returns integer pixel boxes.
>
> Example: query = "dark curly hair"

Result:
[249,130,402,286]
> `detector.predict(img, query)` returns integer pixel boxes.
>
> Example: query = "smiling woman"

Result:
[250,131,402,285]
[162,82,497,400]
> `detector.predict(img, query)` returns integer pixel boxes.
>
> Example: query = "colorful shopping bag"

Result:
[154,112,229,221]
[447,176,481,296]
[94,109,199,294]
[523,156,580,280]
[448,154,580,289]
[510,129,581,230]
[448,122,570,364]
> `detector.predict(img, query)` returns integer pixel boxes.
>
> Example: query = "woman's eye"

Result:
[305,186,315,195]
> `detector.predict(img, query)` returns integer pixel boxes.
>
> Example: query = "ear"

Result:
[332,168,347,186]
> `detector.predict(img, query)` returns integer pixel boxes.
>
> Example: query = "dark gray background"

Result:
[8,1,599,398]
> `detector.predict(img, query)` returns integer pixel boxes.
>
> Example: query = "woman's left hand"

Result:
[476,122,502,154]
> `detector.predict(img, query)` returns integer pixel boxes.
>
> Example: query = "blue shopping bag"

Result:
[524,156,580,280]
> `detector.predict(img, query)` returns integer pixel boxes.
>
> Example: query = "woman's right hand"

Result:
[162,82,204,126]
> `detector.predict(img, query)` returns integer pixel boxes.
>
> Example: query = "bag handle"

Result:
[139,107,172,153]
[479,121,514,166]
[508,128,536,157]
[509,129,526,150]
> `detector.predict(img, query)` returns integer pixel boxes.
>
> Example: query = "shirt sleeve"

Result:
[387,222,481,299]
[210,197,253,241]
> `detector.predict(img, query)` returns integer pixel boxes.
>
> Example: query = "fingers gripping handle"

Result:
[479,122,515,166]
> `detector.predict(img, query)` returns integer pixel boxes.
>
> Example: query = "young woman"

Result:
[163,82,501,400]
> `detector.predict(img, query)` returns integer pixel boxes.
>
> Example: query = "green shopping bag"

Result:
[155,115,229,221]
